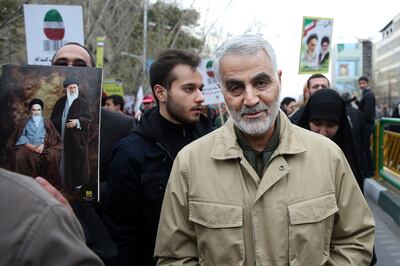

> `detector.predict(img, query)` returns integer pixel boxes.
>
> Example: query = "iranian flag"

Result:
[206,60,215,78]
[43,9,65,40]
[303,18,317,37]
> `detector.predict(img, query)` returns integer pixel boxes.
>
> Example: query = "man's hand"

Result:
[35,177,73,213]
[34,144,44,154]
[66,119,77,128]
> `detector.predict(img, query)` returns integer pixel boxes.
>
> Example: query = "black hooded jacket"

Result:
[103,107,212,266]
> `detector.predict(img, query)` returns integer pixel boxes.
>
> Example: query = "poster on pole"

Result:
[298,16,333,74]
[199,59,224,105]
[23,4,84,65]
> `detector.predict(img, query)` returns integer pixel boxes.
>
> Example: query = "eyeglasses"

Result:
[52,59,88,67]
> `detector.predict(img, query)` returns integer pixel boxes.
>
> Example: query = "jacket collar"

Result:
[210,110,306,160]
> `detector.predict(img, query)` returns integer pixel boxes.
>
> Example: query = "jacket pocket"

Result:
[189,200,244,266]
[287,192,338,266]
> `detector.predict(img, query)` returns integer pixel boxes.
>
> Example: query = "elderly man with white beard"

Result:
[6,98,63,188]
[154,35,375,266]
[51,77,92,193]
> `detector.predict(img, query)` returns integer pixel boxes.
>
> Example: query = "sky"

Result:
[169,0,399,100]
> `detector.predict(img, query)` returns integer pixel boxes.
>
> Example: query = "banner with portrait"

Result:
[0,64,102,202]
[299,16,333,74]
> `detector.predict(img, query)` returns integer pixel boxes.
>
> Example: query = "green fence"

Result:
[375,118,400,190]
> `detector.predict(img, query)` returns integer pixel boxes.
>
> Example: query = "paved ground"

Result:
[367,196,400,265]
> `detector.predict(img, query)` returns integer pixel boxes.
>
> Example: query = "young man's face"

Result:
[30,104,42,117]
[308,77,329,96]
[164,64,205,124]
[219,50,281,136]
[52,45,92,67]
[358,80,369,90]
[105,99,120,112]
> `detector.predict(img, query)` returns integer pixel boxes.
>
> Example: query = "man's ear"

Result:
[277,70,282,83]
[154,85,166,103]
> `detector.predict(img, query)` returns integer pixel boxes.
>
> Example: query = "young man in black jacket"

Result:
[356,76,376,177]
[103,49,212,266]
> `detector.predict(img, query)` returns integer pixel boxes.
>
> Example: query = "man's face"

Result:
[359,80,368,90]
[30,104,42,117]
[308,77,329,96]
[284,101,297,116]
[105,99,120,112]
[220,50,281,136]
[165,64,205,124]
[66,84,79,95]
[52,45,92,67]
[307,38,317,53]
[142,101,155,111]
[321,41,329,52]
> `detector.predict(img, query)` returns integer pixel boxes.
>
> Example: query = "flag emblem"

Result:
[43,9,65,40]
[206,60,215,78]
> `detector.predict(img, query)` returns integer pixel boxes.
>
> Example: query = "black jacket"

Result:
[103,107,211,266]
[358,89,376,123]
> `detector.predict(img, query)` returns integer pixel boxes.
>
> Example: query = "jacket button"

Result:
[279,165,285,171]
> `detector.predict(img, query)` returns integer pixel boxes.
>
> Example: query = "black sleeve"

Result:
[360,94,375,122]
[103,143,142,266]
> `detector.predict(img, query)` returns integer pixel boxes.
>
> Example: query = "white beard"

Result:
[67,91,79,107]
[227,97,280,136]
[32,115,42,127]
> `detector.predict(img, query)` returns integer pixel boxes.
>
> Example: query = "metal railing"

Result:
[375,118,400,190]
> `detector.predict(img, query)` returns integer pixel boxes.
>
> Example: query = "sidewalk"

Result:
[364,177,400,225]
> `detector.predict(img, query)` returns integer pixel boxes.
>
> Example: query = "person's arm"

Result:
[327,153,375,265]
[103,145,144,265]
[154,155,200,266]
[35,177,72,212]
[15,127,29,146]
[17,199,104,266]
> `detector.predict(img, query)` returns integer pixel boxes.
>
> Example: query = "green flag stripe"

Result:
[44,9,63,22]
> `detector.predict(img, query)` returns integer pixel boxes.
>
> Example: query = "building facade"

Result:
[375,12,400,111]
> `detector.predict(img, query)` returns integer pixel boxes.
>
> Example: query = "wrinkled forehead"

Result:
[53,45,92,65]
[31,104,42,110]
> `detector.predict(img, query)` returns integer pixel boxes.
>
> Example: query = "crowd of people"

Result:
[4,33,399,265]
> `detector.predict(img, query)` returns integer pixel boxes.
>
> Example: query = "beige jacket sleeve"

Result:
[154,156,200,266]
[17,204,104,266]
[328,152,375,265]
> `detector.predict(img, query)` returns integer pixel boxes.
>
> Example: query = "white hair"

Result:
[214,34,278,85]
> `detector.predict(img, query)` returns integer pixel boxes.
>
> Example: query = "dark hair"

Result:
[51,42,96,67]
[29,98,44,110]
[358,76,369,83]
[321,36,330,45]
[307,73,330,88]
[280,97,296,107]
[306,34,318,44]
[107,95,125,111]
[280,97,296,114]
[149,49,201,104]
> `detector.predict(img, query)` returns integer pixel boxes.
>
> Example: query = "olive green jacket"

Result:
[155,111,375,266]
